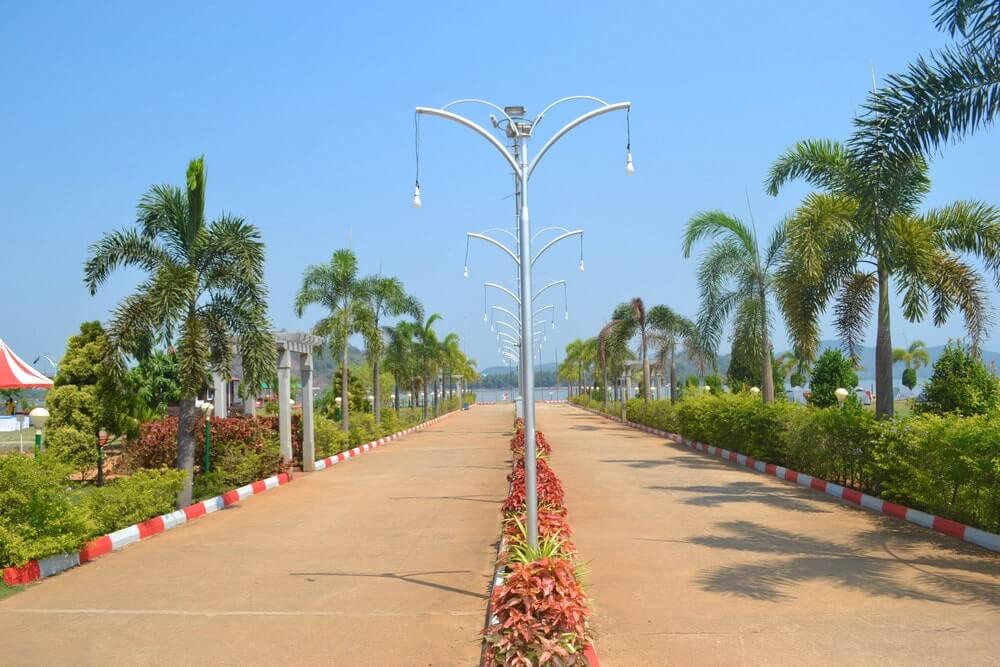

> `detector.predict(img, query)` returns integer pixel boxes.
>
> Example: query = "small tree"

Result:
[901,367,918,391]
[808,349,858,408]
[916,341,1000,415]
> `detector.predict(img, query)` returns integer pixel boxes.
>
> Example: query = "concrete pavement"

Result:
[541,403,1000,666]
[0,405,514,666]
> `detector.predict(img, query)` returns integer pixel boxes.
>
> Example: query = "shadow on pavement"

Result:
[648,480,832,514]
[679,520,1000,606]
[601,455,718,470]
[390,494,504,504]
[289,570,489,600]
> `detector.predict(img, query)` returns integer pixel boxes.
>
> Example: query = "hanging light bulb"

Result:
[579,259,585,272]
[483,312,488,322]
[463,265,469,278]
[625,151,635,175]
[565,311,569,320]
[552,321,556,330]
[412,183,422,208]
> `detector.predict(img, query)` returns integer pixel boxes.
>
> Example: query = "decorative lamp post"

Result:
[835,387,849,409]
[28,407,49,460]
[201,402,214,472]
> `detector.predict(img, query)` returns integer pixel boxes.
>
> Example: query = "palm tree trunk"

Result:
[602,367,608,409]
[875,261,894,418]
[175,396,197,508]
[422,375,429,419]
[642,333,650,403]
[670,344,677,404]
[393,375,400,415]
[341,342,350,432]
[373,359,382,424]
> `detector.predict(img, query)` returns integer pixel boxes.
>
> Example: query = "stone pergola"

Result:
[217,331,324,471]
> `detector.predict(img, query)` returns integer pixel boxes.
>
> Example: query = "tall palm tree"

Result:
[560,339,587,399]
[682,212,787,402]
[84,157,273,508]
[414,314,442,418]
[852,1,999,173]
[598,319,634,406]
[605,298,657,401]
[646,306,696,404]
[893,340,932,370]
[439,333,462,400]
[776,349,810,388]
[295,249,371,432]
[767,139,1000,416]
[358,276,422,424]
[383,321,418,413]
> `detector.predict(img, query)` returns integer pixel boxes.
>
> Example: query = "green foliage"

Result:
[705,374,723,395]
[809,349,858,408]
[902,367,918,390]
[916,341,1000,415]
[45,426,96,479]
[192,471,228,501]
[83,469,184,535]
[0,456,94,568]
[314,415,350,457]
[789,371,806,388]
[128,350,181,416]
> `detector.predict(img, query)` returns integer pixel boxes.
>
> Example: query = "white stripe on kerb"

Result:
[825,483,845,499]
[754,461,767,473]
[736,454,747,466]
[774,467,788,480]
[264,475,280,490]
[314,459,326,470]
[109,525,141,550]
[161,510,187,531]
[905,508,936,529]
[860,494,884,512]
[236,484,254,500]
[38,552,80,578]
[203,496,225,514]
[796,474,813,488]
[964,527,1000,552]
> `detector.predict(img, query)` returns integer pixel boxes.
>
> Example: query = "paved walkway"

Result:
[1,406,514,666]
[540,403,1000,666]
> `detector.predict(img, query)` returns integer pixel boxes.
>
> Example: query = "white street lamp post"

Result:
[415,97,632,547]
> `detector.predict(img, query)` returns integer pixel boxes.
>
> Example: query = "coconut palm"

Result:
[413,314,442,418]
[682,212,787,402]
[646,307,697,404]
[598,319,635,406]
[383,321,418,412]
[894,340,932,390]
[439,332,462,401]
[84,157,274,508]
[776,349,810,388]
[767,138,1000,416]
[358,276,422,424]
[852,1,999,173]
[604,298,658,401]
[295,249,372,432]
[559,339,587,399]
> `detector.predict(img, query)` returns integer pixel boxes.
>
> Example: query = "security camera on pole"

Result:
[414,97,633,547]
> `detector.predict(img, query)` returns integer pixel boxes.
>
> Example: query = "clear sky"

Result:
[3,1,998,372]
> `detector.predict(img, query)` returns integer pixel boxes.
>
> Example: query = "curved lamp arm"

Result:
[527,101,631,180]
[531,226,572,244]
[416,107,522,177]
[491,305,521,324]
[494,320,520,335]
[532,95,610,129]
[467,233,520,267]
[484,282,520,305]
[532,230,583,267]
[532,279,566,302]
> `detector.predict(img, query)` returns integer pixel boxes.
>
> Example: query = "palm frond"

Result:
[765,139,852,196]
[833,271,877,360]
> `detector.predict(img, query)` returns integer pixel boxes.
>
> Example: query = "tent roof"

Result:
[0,339,54,390]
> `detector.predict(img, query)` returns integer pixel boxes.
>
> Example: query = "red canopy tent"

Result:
[0,338,54,390]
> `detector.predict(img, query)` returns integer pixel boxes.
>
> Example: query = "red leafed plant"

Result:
[503,509,575,557]
[510,430,553,457]
[483,557,592,666]
[504,459,564,513]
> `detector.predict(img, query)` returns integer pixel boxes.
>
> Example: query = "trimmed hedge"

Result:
[573,393,1000,533]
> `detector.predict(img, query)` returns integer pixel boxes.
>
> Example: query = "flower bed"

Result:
[483,421,596,666]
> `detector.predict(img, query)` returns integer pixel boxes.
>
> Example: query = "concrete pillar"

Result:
[277,343,292,462]
[300,352,315,471]
[213,371,228,418]
[245,382,256,416]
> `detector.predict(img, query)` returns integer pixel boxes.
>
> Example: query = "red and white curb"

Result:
[3,410,463,587]
[575,406,1000,553]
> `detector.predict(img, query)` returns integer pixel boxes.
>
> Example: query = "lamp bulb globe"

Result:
[412,184,422,208]
[625,151,635,175]
[579,259,585,272]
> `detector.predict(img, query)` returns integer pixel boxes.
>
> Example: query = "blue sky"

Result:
[3,1,999,372]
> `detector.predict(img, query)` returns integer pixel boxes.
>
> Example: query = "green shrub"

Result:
[314,415,350,457]
[782,404,878,489]
[916,341,1000,416]
[192,471,228,501]
[45,426,97,478]
[0,456,94,568]
[809,349,859,408]
[83,468,184,535]
[901,367,918,391]
[705,374,724,395]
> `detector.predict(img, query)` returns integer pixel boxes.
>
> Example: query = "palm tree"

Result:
[605,298,657,401]
[413,314,442,418]
[383,321,418,413]
[560,339,587,399]
[439,332,462,401]
[852,1,999,173]
[646,306,696,404]
[358,276,422,424]
[84,157,273,508]
[682,212,787,402]
[295,249,371,432]
[893,340,932,390]
[767,139,1000,417]
[776,349,809,388]
[598,319,634,406]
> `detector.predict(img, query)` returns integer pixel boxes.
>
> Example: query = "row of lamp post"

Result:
[413,96,633,548]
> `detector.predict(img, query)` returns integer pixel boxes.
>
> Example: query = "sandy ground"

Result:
[0,405,515,666]
[541,403,1000,666]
